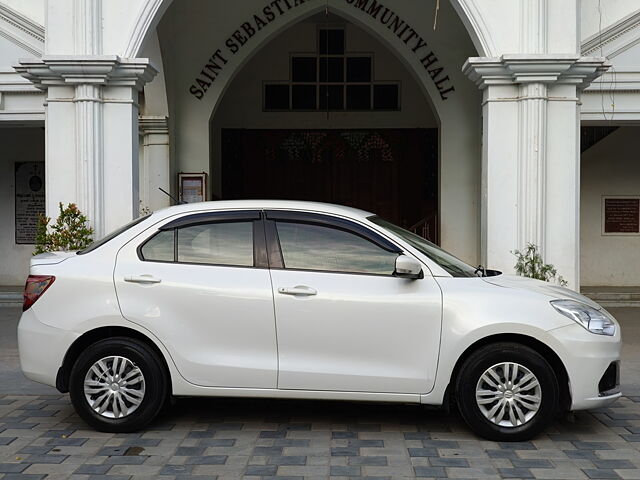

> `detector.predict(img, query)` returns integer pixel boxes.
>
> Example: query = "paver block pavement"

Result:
[0,394,639,479]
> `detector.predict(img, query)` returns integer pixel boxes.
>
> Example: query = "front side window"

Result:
[276,222,398,275]
[369,216,478,277]
[140,221,254,267]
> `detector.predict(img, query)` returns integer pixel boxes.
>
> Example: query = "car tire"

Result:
[69,337,168,433]
[454,342,559,441]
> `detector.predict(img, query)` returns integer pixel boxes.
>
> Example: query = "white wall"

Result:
[581,0,640,41]
[581,127,640,286]
[0,127,44,285]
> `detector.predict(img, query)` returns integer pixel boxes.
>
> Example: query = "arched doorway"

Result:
[150,0,481,262]
[212,14,438,238]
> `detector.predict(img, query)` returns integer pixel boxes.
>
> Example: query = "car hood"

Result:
[481,274,602,310]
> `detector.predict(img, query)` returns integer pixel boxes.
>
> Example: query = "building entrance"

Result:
[221,128,438,241]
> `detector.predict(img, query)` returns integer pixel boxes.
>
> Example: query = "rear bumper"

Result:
[18,308,77,389]
[548,323,622,411]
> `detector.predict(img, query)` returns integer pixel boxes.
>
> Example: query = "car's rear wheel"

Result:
[454,342,559,441]
[69,337,167,432]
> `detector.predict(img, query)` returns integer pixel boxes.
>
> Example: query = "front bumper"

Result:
[549,322,622,410]
[18,307,77,388]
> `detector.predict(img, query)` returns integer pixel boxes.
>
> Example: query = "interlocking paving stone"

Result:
[267,455,307,465]
[183,455,227,464]
[330,465,361,475]
[0,463,30,473]
[582,468,622,479]
[408,447,438,457]
[498,467,535,478]
[348,455,387,465]
[511,457,554,468]
[333,431,358,439]
[245,464,278,475]
[74,464,112,474]
[429,456,469,467]
[413,465,447,477]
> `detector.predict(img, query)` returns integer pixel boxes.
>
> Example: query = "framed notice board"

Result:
[15,162,45,244]
[178,172,207,204]
[602,196,640,235]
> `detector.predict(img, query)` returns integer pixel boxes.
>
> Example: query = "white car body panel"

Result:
[16,200,622,415]
[270,268,442,393]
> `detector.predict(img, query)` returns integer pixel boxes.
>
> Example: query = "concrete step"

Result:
[0,288,23,308]
[582,287,640,308]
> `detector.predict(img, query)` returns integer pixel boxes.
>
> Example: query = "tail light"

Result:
[23,275,55,312]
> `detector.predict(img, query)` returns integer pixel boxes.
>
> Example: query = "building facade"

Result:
[1,0,639,289]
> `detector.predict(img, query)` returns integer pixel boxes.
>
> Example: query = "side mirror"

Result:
[395,254,423,280]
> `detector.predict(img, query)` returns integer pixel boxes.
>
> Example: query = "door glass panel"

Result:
[276,222,397,275]
[177,222,253,266]
[141,230,174,262]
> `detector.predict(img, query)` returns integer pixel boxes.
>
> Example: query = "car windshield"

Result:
[368,216,479,278]
[77,214,151,255]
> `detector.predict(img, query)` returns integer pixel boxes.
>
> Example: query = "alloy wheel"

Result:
[475,361,542,428]
[83,355,146,419]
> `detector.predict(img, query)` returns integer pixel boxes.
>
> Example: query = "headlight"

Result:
[551,300,616,336]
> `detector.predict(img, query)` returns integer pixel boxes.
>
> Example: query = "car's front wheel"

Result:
[454,342,559,441]
[69,337,168,432]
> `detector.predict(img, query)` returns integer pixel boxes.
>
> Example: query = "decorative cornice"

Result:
[14,56,158,90]
[582,10,640,58]
[0,3,44,57]
[584,68,640,92]
[139,115,169,135]
[462,55,610,90]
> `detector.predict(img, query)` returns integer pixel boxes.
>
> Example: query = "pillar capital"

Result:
[462,55,609,89]
[14,56,157,90]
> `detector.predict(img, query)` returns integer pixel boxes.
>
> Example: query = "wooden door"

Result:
[221,129,437,241]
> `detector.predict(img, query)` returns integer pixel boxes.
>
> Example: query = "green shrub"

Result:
[34,203,94,254]
[513,243,568,286]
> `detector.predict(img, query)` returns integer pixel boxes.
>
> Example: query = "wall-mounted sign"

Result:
[603,197,640,235]
[15,162,45,244]
[179,172,208,203]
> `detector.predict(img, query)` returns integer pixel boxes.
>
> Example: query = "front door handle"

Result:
[124,274,162,284]
[278,285,317,296]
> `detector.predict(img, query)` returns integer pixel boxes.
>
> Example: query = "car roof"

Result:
[153,200,375,221]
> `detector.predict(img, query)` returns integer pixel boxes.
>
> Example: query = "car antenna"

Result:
[158,187,187,205]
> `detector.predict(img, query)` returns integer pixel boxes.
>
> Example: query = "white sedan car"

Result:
[18,201,621,440]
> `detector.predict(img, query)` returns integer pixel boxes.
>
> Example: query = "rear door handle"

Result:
[278,286,317,296]
[124,275,162,284]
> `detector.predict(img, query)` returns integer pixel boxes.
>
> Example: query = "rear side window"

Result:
[140,221,254,267]
[140,230,174,262]
[178,222,253,266]
[276,222,398,275]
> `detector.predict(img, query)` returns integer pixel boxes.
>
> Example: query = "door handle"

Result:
[124,275,162,284]
[278,285,317,296]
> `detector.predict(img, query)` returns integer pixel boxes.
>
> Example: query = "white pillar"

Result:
[15,57,157,237]
[139,116,170,213]
[464,56,608,289]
